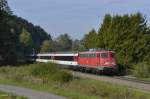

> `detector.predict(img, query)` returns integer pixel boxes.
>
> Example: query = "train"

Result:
[28,49,117,74]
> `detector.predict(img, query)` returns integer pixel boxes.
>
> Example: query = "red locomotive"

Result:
[78,50,117,73]
[29,49,117,73]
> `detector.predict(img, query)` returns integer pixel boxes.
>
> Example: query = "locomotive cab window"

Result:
[101,53,108,58]
[79,54,88,58]
[89,54,96,58]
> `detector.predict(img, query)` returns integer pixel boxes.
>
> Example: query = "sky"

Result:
[8,0,150,40]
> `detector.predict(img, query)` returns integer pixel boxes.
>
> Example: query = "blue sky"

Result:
[8,0,150,39]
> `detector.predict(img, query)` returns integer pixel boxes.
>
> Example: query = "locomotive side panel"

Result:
[78,51,117,71]
[78,52,98,68]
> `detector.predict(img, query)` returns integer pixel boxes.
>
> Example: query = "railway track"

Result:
[71,71,150,92]
[114,76,150,85]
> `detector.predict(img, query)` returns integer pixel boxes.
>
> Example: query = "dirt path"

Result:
[0,85,66,99]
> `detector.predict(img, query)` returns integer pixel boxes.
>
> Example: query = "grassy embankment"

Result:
[0,63,149,99]
[0,91,26,99]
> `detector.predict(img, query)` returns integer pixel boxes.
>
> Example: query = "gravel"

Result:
[72,71,150,92]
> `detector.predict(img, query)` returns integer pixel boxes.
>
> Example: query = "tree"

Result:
[20,28,33,48]
[97,13,150,69]
[55,33,72,51]
[97,14,112,48]
[0,10,16,65]
[19,28,33,54]
[0,0,52,64]
[0,0,12,14]
[72,40,86,51]
[40,40,54,52]
[83,29,98,49]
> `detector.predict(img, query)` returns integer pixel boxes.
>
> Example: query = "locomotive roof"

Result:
[79,50,115,54]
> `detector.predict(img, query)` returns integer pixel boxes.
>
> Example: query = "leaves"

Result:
[55,33,72,51]
[20,28,33,48]
[83,29,98,49]
[40,40,54,52]
[97,13,150,68]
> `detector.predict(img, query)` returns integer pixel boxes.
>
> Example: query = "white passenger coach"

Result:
[29,52,78,66]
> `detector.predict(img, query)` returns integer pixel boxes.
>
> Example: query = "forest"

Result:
[0,0,150,77]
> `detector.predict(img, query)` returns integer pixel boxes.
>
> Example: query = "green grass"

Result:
[0,63,149,99]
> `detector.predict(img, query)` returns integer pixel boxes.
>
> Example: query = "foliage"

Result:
[72,40,86,51]
[30,63,73,82]
[40,40,54,52]
[96,13,150,69]
[52,70,73,82]
[20,28,33,48]
[83,29,98,49]
[0,9,17,65]
[31,63,59,77]
[55,33,72,51]
[133,62,150,78]
[11,16,51,51]
[19,28,34,55]
[0,0,12,14]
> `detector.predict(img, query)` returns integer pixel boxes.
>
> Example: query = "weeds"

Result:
[133,62,150,78]
[0,63,149,99]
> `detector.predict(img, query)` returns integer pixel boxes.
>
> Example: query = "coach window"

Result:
[40,56,50,59]
[38,56,41,59]
[54,56,74,61]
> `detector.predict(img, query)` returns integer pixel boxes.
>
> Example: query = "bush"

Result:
[30,63,59,77]
[133,62,150,78]
[30,63,73,82]
[52,70,73,82]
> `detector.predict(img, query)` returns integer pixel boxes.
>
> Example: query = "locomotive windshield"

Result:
[101,53,108,58]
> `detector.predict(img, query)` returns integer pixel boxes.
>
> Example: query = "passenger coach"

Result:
[29,52,78,66]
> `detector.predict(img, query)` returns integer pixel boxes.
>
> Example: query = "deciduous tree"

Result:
[40,40,54,52]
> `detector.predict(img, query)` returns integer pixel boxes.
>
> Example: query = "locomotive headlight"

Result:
[111,62,115,65]
[104,62,115,65]
[104,62,110,65]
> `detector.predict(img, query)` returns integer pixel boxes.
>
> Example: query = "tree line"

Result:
[0,0,51,65]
